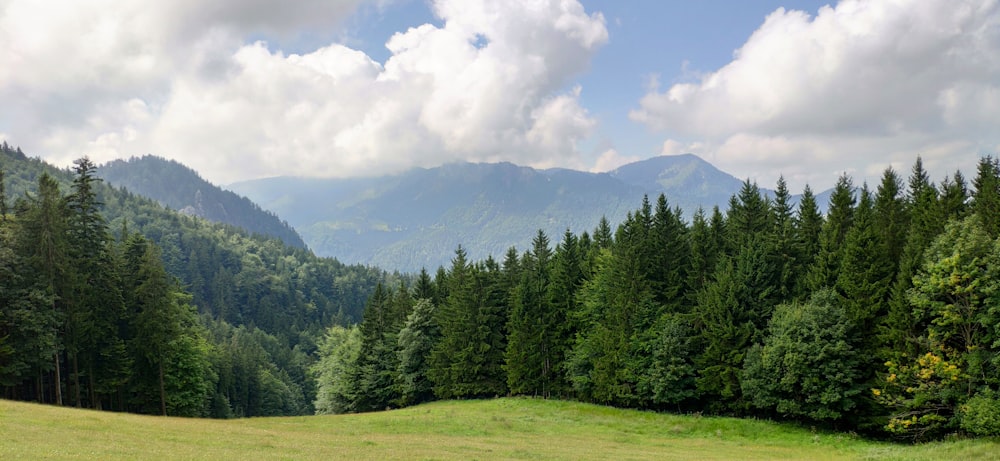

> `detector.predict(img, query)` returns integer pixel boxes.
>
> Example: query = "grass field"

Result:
[1,397,998,460]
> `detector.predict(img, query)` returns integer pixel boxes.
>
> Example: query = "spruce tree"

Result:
[396,299,439,406]
[354,283,400,411]
[881,158,942,360]
[696,236,779,412]
[972,156,1000,237]
[836,186,893,373]
[792,184,823,298]
[649,194,689,312]
[505,230,554,396]
[938,171,968,221]
[806,174,855,292]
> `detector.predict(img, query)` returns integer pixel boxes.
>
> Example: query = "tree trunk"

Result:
[159,362,167,416]
[54,352,63,406]
[73,353,81,407]
[89,365,99,410]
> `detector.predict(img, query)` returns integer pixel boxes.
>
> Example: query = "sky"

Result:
[1,0,997,192]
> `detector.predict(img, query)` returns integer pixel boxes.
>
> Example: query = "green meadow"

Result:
[2,397,998,460]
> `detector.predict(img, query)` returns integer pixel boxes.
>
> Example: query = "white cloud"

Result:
[0,0,607,184]
[631,0,1000,191]
[590,148,639,173]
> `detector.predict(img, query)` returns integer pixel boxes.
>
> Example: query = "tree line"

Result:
[315,156,1000,440]
[1,144,387,417]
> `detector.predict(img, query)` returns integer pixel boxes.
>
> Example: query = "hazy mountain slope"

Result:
[97,156,307,248]
[230,155,767,271]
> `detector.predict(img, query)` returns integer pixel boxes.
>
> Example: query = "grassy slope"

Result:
[2,398,998,460]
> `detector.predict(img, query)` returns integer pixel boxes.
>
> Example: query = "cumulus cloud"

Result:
[631,0,1000,191]
[0,0,607,184]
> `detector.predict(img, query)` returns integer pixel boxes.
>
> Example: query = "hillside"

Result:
[1,144,386,417]
[3,398,996,460]
[97,156,307,249]
[230,154,778,271]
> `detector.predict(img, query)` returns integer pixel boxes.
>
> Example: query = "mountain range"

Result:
[224,154,820,271]
[97,156,307,248]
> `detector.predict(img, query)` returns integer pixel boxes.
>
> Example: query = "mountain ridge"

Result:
[97,156,308,249]
[229,153,801,271]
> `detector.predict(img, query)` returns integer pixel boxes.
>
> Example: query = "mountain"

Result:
[230,154,776,271]
[97,156,307,249]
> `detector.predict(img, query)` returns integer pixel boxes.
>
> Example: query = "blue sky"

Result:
[0,0,995,191]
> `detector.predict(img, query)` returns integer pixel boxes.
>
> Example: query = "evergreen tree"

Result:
[353,283,400,412]
[413,268,436,301]
[0,168,7,220]
[506,230,555,396]
[771,177,797,301]
[427,247,472,398]
[696,236,779,412]
[396,299,439,406]
[16,173,70,405]
[685,208,717,301]
[546,229,584,397]
[806,174,856,292]
[792,184,823,298]
[873,168,908,283]
[972,156,1000,237]
[128,240,212,416]
[648,194,690,312]
[881,159,941,360]
[836,186,893,399]
[938,171,968,221]
[726,180,773,251]
[592,216,613,250]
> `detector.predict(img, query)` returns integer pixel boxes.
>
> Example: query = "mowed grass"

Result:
[2,398,999,460]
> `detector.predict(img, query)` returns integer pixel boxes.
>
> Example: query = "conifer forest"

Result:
[3,142,1000,441]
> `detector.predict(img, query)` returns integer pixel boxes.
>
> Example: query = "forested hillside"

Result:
[97,156,307,249]
[230,155,797,271]
[0,142,387,417]
[315,156,1000,440]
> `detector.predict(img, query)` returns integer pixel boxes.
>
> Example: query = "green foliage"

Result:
[959,390,1000,436]
[312,325,361,414]
[396,299,439,406]
[97,156,306,248]
[742,290,862,422]
[877,215,1000,440]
